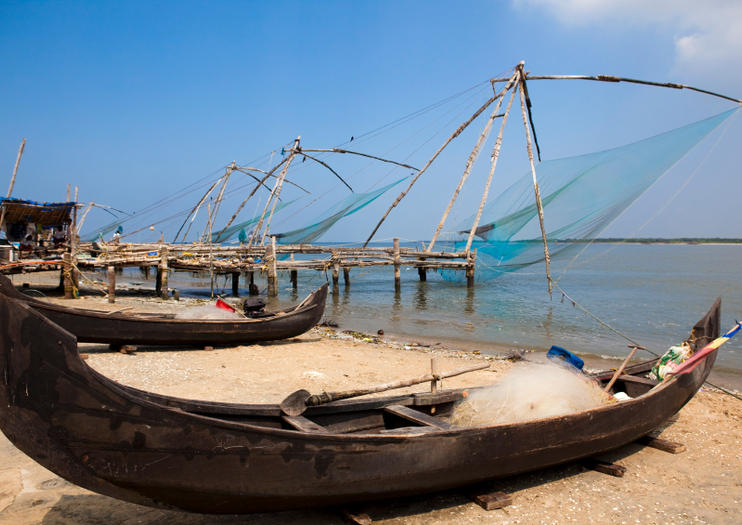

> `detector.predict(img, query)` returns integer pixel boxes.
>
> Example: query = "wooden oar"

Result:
[280,362,490,416]
[603,345,642,393]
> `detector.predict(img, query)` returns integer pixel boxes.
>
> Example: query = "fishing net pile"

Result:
[450,361,611,427]
[438,109,736,281]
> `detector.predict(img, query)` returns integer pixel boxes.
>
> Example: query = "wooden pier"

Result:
[3,238,476,300]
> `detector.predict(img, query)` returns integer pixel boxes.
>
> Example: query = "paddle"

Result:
[280,362,490,416]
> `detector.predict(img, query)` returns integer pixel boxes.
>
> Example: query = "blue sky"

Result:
[1,0,740,242]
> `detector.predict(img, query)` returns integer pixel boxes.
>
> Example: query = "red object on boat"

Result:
[215,298,236,312]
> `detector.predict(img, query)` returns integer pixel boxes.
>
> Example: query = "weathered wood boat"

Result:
[0,274,327,346]
[0,295,720,513]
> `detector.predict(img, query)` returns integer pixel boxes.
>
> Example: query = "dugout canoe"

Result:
[0,274,327,346]
[0,295,721,513]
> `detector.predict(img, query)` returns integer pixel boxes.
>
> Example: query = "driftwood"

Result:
[427,73,518,252]
[280,362,489,416]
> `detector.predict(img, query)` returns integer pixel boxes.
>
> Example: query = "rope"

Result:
[554,283,659,357]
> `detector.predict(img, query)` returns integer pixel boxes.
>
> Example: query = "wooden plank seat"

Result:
[384,405,452,430]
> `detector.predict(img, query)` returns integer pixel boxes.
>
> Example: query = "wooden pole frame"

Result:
[427,73,518,253]
[363,93,502,247]
[465,79,519,253]
[516,63,553,296]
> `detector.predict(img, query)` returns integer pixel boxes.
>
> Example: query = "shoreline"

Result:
[8,271,742,392]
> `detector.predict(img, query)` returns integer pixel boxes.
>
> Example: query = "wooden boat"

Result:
[0,274,327,346]
[0,295,720,513]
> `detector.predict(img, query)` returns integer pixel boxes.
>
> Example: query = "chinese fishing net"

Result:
[272,177,408,244]
[438,108,737,282]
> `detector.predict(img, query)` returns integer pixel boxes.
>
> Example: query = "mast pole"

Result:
[516,62,553,296]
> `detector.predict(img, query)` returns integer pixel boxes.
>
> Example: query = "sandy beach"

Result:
[1,275,741,524]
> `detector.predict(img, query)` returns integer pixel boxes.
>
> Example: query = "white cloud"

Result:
[514,0,742,76]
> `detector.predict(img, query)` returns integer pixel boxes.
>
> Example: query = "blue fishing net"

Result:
[211,199,295,243]
[272,177,408,244]
[439,108,737,281]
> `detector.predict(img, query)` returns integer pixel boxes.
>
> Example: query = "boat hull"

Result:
[0,275,327,345]
[0,295,719,513]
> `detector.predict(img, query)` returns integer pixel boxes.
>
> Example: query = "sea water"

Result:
[123,243,742,372]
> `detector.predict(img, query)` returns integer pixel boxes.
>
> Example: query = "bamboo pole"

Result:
[465,79,519,253]
[250,138,300,247]
[516,63,553,296]
[76,202,95,233]
[174,177,222,243]
[7,138,25,198]
[427,73,518,253]
[299,148,419,171]
[363,93,502,247]
[261,138,300,244]
[603,345,641,393]
[203,164,233,242]
[305,362,489,407]
[486,74,742,104]
[213,157,289,242]
[1,139,26,237]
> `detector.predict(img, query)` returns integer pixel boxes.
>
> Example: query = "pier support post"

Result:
[290,269,298,289]
[343,267,350,287]
[247,271,258,296]
[231,271,240,297]
[62,252,75,299]
[466,249,476,288]
[156,246,169,299]
[393,237,401,291]
[107,265,116,303]
[141,266,150,280]
[332,258,340,290]
[267,239,277,297]
[417,267,427,282]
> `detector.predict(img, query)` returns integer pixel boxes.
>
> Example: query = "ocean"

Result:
[158,242,742,373]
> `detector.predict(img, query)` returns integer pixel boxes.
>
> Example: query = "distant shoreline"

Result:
[562,238,742,245]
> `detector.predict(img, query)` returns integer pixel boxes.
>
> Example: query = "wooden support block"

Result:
[636,435,686,454]
[341,509,372,525]
[583,458,626,477]
[107,265,116,303]
[470,490,512,511]
[384,404,451,429]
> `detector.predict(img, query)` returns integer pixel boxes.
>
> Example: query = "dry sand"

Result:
[1,276,741,523]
